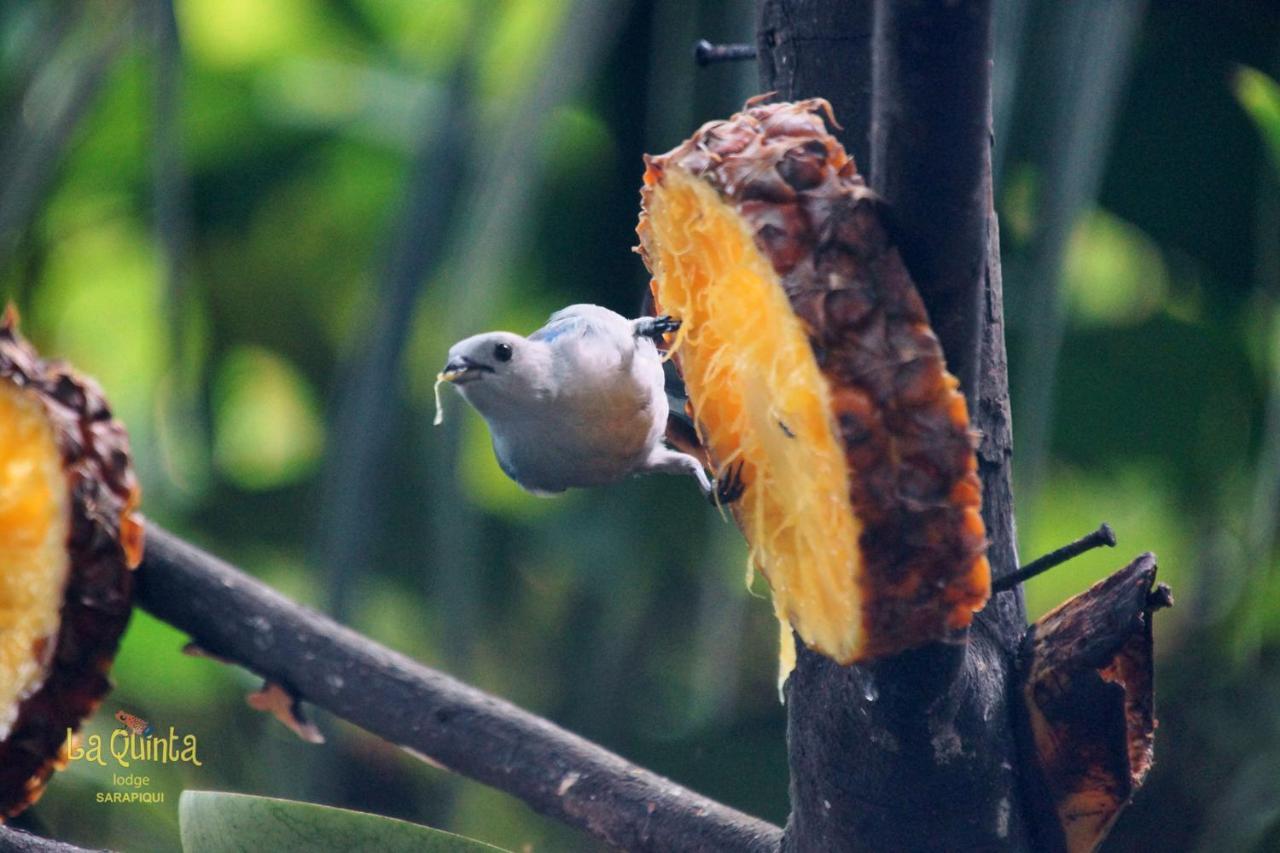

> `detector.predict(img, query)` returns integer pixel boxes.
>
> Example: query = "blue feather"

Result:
[529,316,586,345]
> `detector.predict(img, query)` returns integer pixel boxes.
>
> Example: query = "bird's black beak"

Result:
[440,356,493,385]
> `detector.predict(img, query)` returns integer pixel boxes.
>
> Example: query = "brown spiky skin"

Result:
[638,99,989,660]
[0,309,143,820]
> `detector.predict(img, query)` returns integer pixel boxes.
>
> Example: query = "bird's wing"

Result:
[528,313,588,345]
[532,304,630,341]
[531,304,637,366]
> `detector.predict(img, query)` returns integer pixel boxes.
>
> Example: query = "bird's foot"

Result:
[709,461,747,507]
[635,315,682,340]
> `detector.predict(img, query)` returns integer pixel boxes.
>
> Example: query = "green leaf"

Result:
[1234,66,1280,180]
[211,346,325,491]
[179,791,509,853]
[1063,208,1169,327]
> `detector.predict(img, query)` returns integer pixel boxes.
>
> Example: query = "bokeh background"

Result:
[1,1,1278,850]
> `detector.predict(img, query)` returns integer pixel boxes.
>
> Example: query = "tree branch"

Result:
[135,526,782,853]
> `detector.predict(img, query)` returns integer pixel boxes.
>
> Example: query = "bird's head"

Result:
[440,331,549,414]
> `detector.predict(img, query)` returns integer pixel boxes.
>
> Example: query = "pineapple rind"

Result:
[638,99,990,665]
[0,309,142,819]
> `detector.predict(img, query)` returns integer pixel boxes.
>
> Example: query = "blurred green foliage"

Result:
[1236,66,1280,176]
[211,345,324,490]
[0,1,1278,851]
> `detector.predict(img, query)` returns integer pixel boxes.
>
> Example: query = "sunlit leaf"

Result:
[1019,463,1190,634]
[1234,66,1280,180]
[476,0,570,101]
[255,58,370,127]
[180,0,337,70]
[33,215,167,429]
[542,104,615,181]
[212,346,324,490]
[353,0,475,75]
[181,72,261,168]
[49,51,148,188]
[179,791,508,852]
[255,59,439,149]
[1063,208,1169,327]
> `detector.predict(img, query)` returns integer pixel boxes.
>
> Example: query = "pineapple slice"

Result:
[0,380,69,740]
[637,99,989,664]
[0,308,142,819]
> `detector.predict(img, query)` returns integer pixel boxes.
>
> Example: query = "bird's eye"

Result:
[493,342,513,363]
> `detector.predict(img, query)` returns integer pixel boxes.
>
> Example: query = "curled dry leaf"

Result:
[1017,553,1170,853]
[182,641,236,666]
[247,681,325,745]
[0,306,143,819]
[636,99,989,664]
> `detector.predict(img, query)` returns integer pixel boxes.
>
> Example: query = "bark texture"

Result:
[759,1,1031,850]
[757,0,874,172]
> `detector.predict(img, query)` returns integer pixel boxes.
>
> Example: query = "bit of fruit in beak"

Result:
[440,357,493,385]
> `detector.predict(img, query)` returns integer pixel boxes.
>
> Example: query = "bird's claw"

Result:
[710,461,747,507]
[653,315,681,335]
[637,315,682,340]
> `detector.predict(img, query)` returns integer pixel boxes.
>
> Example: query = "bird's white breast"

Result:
[490,337,667,493]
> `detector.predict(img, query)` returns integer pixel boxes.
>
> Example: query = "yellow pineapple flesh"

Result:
[638,99,989,665]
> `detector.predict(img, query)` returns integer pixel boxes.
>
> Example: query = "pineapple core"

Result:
[0,381,69,739]
[646,171,866,663]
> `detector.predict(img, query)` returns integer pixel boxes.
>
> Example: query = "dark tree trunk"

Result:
[756,0,874,173]
[759,1,1031,850]
[758,2,1167,851]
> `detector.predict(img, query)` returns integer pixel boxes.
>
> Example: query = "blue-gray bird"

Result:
[438,304,740,501]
